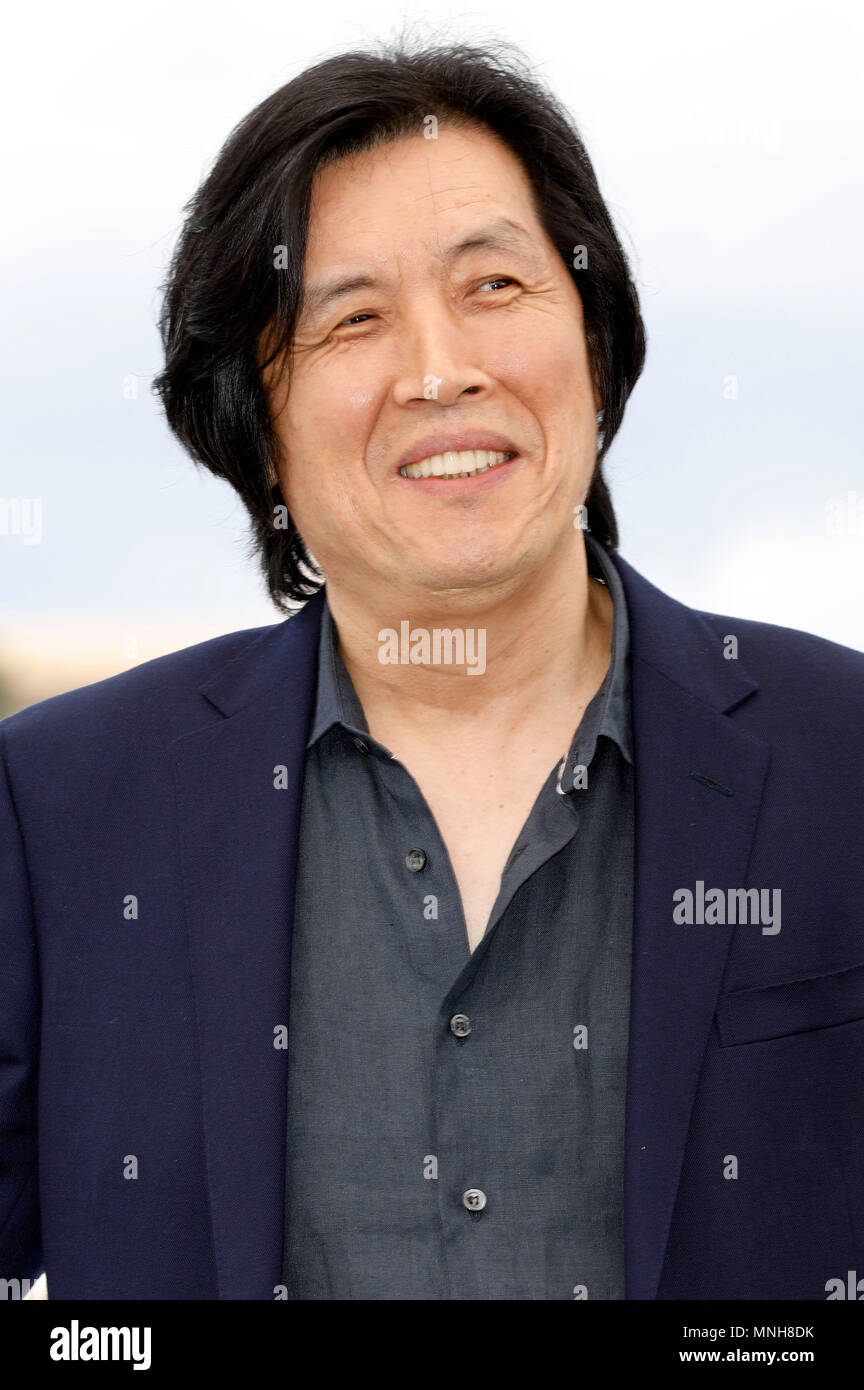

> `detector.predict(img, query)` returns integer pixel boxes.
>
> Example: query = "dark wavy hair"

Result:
[153,36,646,611]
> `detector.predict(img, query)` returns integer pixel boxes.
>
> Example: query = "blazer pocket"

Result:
[716,961,864,1046]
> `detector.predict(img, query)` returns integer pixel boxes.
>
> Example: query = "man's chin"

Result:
[391,552,532,604]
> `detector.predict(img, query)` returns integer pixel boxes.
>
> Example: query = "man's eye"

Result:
[337,312,375,327]
[477,276,517,292]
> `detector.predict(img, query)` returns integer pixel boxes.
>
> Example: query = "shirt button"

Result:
[405,848,427,872]
[462,1189,487,1213]
[351,737,369,755]
[449,1014,472,1038]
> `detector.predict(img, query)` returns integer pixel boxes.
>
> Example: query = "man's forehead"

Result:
[307,206,537,263]
[307,126,533,237]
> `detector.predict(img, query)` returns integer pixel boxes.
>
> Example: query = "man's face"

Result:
[265,121,600,603]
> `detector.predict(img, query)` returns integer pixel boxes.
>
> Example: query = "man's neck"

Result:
[323,539,614,753]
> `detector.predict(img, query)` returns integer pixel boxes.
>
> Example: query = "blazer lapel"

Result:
[171,590,325,1299]
[613,555,770,1299]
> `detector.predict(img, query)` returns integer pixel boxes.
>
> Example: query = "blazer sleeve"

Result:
[0,725,42,1282]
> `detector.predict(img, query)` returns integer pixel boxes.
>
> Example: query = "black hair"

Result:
[153,35,646,610]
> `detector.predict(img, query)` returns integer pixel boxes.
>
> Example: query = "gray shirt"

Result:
[282,534,634,1299]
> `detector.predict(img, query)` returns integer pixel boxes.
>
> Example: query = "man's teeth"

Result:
[399,449,514,479]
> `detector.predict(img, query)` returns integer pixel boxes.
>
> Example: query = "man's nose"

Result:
[390,299,490,406]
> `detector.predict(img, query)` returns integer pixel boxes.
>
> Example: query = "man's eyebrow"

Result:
[298,217,539,321]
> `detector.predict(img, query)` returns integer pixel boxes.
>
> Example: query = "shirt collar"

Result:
[561,531,633,781]
[306,600,368,748]
[307,531,632,768]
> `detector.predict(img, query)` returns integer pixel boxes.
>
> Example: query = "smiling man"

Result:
[2,39,863,1302]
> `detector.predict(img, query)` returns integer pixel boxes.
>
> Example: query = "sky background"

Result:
[2,0,862,713]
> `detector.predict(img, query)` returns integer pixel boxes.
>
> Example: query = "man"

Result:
[2,40,863,1301]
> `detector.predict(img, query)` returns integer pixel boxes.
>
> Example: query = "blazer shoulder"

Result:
[0,622,282,756]
[692,606,864,748]
[615,550,864,706]
[695,607,864,683]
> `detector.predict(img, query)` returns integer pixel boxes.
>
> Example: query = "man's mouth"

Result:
[399,449,517,480]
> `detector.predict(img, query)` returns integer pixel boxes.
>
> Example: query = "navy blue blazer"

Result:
[2,553,863,1300]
